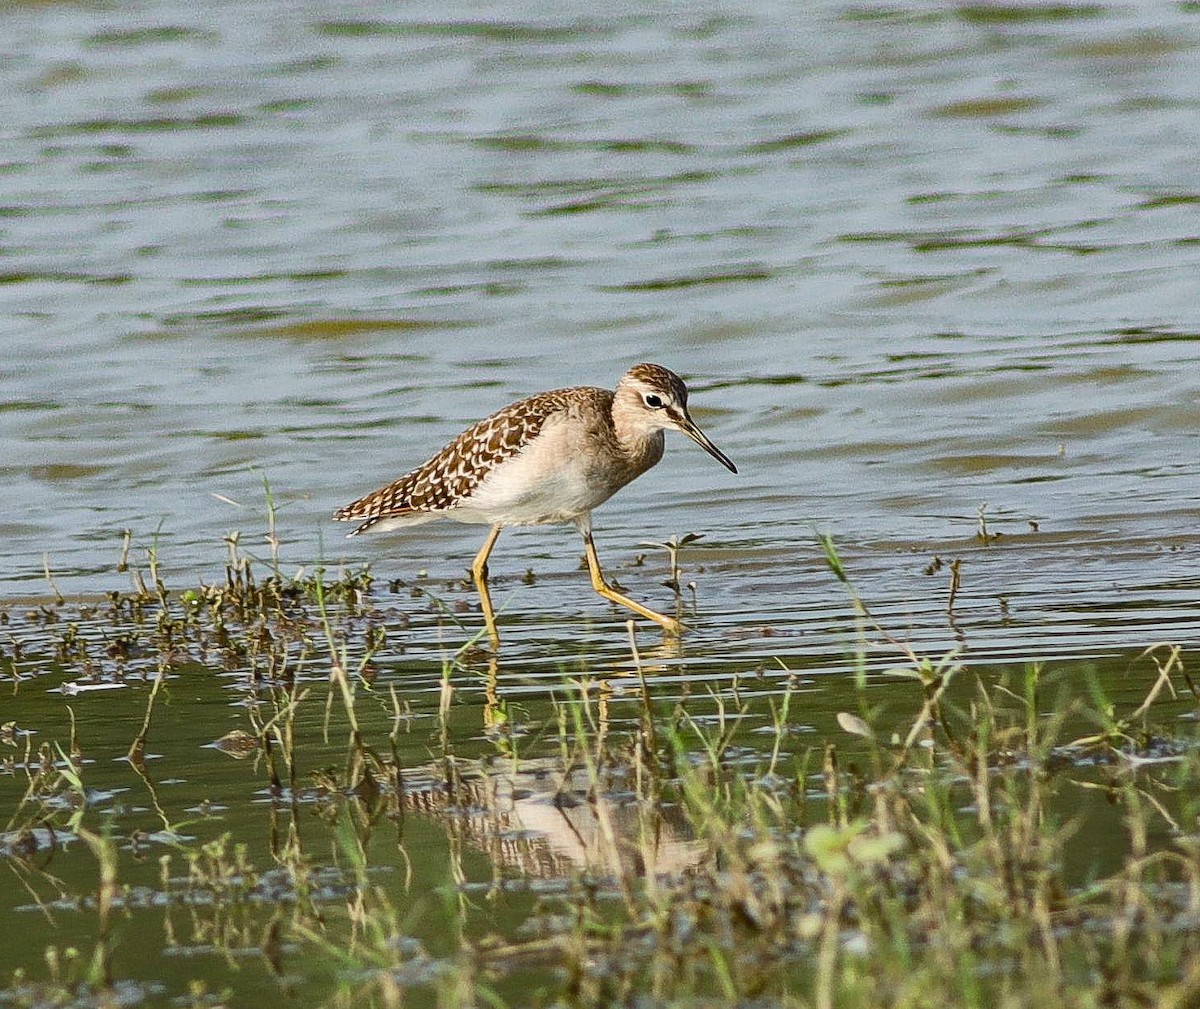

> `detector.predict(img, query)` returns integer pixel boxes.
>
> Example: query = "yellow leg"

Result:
[471,524,504,648]
[582,532,684,635]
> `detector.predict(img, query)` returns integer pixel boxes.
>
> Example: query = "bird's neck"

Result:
[611,407,665,470]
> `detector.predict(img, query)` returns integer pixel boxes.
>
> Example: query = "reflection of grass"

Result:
[2,529,1200,1008]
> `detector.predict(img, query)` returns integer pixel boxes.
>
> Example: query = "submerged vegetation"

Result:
[1,523,1198,1008]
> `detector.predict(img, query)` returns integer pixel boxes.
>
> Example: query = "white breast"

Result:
[449,413,648,526]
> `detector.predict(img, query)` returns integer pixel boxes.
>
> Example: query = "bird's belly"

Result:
[452,450,622,526]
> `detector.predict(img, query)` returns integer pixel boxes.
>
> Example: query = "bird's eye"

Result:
[643,393,665,409]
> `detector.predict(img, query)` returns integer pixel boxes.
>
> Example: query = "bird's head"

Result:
[615,363,737,474]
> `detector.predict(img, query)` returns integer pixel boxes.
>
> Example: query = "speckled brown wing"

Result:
[333,387,586,534]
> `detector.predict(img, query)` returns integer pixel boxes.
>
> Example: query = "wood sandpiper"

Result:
[334,363,737,644]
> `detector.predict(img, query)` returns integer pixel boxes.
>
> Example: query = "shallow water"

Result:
[2,2,1200,1000]
[2,607,1195,1005]
[2,0,1198,668]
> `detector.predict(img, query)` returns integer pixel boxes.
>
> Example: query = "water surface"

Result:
[3,3,1198,664]
[2,3,1200,997]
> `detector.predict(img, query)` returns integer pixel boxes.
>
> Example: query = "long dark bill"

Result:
[677,415,738,474]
